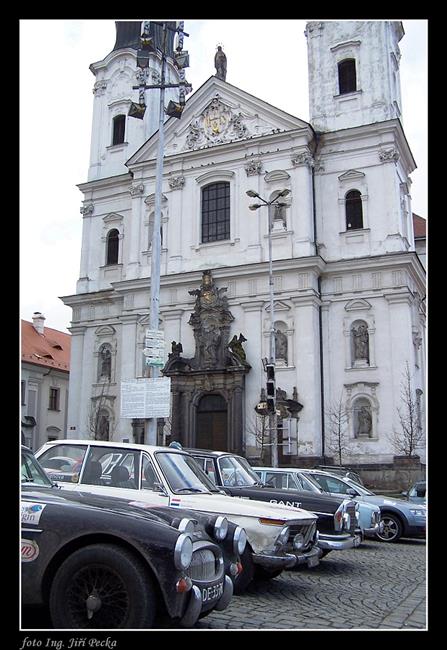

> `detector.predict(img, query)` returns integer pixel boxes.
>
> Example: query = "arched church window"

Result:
[106,229,119,265]
[112,114,126,145]
[338,59,357,94]
[345,190,363,230]
[353,397,373,438]
[98,343,112,381]
[201,182,230,243]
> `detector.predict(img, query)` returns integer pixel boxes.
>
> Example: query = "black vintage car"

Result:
[21,446,236,629]
[187,448,362,555]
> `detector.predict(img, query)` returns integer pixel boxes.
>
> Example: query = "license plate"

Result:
[307,555,319,568]
[201,581,223,603]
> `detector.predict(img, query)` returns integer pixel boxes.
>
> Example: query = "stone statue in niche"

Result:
[356,405,372,437]
[99,345,112,380]
[353,322,369,362]
[275,329,288,363]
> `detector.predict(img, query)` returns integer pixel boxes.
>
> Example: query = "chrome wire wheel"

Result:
[66,564,129,628]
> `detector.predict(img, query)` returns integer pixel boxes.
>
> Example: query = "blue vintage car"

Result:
[296,469,426,543]
[254,467,382,540]
[21,446,237,628]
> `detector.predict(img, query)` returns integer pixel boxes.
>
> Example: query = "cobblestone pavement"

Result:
[182,537,427,631]
[21,537,426,632]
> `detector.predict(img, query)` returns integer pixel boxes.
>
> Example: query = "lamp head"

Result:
[246,190,260,199]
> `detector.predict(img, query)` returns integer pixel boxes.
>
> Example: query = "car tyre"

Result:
[376,513,403,542]
[233,546,254,594]
[49,544,157,628]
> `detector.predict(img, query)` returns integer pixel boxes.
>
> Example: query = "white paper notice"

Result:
[120,377,171,418]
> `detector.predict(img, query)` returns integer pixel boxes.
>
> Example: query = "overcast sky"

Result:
[20,19,427,333]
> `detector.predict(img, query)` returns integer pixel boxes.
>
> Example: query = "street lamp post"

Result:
[247,189,290,467]
[129,21,191,445]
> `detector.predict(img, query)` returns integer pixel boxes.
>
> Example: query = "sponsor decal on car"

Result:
[21,502,46,525]
[170,497,182,507]
[269,499,302,508]
[21,539,39,562]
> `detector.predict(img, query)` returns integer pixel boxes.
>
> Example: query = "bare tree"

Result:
[389,362,425,457]
[325,392,351,466]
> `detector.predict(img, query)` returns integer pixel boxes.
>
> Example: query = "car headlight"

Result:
[293,533,304,550]
[174,533,193,570]
[233,526,247,555]
[214,515,229,541]
[410,509,426,517]
[275,525,290,549]
[343,512,351,529]
[177,518,196,534]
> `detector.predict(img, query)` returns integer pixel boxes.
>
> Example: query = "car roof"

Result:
[40,439,185,454]
[185,448,233,457]
[254,467,303,473]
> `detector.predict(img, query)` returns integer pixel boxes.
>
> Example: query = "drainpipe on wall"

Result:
[310,131,326,462]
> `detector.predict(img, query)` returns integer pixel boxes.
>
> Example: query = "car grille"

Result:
[287,521,317,551]
[186,548,219,581]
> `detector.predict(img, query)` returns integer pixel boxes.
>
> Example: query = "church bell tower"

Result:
[87,21,181,181]
[306,20,404,133]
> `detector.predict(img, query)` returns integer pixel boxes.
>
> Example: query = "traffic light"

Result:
[266,364,276,414]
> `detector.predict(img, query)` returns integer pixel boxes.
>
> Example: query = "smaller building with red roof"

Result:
[21,312,71,451]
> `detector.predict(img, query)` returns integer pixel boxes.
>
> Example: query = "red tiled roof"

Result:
[413,213,426,239]
[21,320,71,371]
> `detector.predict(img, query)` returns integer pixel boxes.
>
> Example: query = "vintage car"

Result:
[402,480,426,505]
[254,466,382,540]
[36,440,321,593]
[296,468,427,543]
[313,465,364,486]
[21,446,235,629]
[185,448,362,556]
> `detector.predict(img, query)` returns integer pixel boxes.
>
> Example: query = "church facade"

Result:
[62,20,426,466]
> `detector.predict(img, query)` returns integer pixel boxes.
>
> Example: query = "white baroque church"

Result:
[61,20,426,467]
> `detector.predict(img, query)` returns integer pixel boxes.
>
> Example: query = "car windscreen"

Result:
[22,450,54,487]
[155,451,217,494]
[218,456,259,487]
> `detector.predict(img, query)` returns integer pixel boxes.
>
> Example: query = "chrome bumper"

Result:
[214,575,233,612]
[180,585,202,627]
[179,575,233,627]
[252,551,297,570]
[293,545,322,567]
[317,533,362,551]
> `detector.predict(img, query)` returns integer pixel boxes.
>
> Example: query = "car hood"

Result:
[225,485,345,514]
[165,491,317,523]
[355,494,426,512]
[21,485,181,526]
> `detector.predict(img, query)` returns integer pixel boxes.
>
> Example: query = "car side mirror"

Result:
[347,488,357,496]
[153,482,168,496]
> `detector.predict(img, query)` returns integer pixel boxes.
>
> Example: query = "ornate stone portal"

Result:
[162,270,250,453]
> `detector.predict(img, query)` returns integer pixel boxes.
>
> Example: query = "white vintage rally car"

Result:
[36,440,321,592]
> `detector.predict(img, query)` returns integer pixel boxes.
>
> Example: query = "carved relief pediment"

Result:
[344,299,372,312]
[338,170,365,183]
